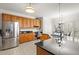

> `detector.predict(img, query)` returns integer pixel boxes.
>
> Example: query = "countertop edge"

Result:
[35,41,55,55]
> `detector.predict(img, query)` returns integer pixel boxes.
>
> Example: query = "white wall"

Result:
[43,17,52,35]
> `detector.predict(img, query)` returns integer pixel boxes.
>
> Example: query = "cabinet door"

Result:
[33,19,41,28]
[18,17,23,29]
[36,19,41,27]
[2,14,6,22]
[11,15,17,22]
[2,14,11,22]
[33,19,37,27]
[27,18,30,28]
[19,33,35,44]
[25,19,28,28]
[23,18,27,28]
[30,19,34,28]
[19,34,25,44]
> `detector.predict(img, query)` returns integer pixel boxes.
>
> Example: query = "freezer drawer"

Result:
[2,37,19,50]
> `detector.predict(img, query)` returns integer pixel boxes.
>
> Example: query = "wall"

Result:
[43,17,52,35]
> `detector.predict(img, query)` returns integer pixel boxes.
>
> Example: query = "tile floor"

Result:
[0,40,40,55]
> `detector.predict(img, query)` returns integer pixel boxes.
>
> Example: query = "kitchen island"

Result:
[35,37,79,55]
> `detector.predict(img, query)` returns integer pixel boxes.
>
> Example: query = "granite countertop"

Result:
[35,36,79,55]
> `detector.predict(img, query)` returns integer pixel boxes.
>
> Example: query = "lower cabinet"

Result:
[19,32,36,44]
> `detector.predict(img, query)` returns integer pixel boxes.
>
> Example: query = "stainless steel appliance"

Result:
[1,22,19,50]
[0,36,2,50]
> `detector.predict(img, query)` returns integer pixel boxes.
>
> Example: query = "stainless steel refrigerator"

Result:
[0,22,19,50]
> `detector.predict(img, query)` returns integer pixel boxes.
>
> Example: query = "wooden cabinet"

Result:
[39,34,50,41]
[23,18,26,28]
[33,19,37,27]
[11,15,17,22]
[19,34,24,43]
[36,19,41,27]
[30,19,34,28]
[25,19,28,28]
[33,19,41,28]
[18,17,23,29]
[2,14,11,22]
[19,32,36,44]
[2,13,41,29]
[23,18,28,28]
[27,19,30,28]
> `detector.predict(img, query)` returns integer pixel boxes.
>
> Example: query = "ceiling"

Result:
[0,3,79,18]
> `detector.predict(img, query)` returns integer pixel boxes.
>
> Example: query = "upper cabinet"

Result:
[11,15,18,22]
[17,17,23,29]
[33,19,41,28]
[2,13,42,29]
[30,19,34,28]
[2,14,11,22]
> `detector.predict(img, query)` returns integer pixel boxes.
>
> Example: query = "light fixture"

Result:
[52,3,71,47]
[25,3,35,13]
[52,3,64,47]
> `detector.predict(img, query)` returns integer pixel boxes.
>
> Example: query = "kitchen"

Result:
[0,3,79,55]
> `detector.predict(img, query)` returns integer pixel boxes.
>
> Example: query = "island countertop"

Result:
[35,37,79,55]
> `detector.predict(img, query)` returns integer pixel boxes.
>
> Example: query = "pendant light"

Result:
[53,3,64,47]
[25,3,35,13]
[59,3,61,23]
